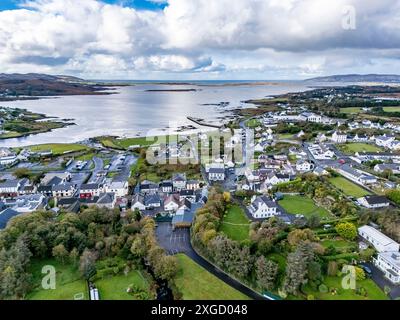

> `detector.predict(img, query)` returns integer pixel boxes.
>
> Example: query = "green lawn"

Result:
[340,107,363,114]
[175,254,250,300]
[278,133,295,140]
[338,143,382,154]
[98,135,179,150]
[220,205,250,241]
[245,118,262,128]
[29,143,90,156]
[329,176,370,198]
[76,152,96,161]
[383,106,400,112]
[303,276,388,300]
[27,259,88,300]
[278,195,331,219]
[95,270,150,300]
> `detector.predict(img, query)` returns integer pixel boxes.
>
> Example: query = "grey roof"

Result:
[52,183,75,192]
[362,195,390,205]
[97,193,115,204]
[252,196,279,210]
[0,179,19,188]
[0,208,20,229]
[209,167,225,174]
[80,183,100,190]
[144,194,161,206]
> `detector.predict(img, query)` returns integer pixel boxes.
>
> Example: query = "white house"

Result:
[0,179,21,196]
[0,147,18,166]
[164,194,180,212]
[131,194,146,211]
[172,173,187,191]
[301,112,322,123]
[375,135,396,148]
[357,195,390,209]
[331,131,347,144]
[105,180,129,197]
[358,225,400,253]
[208,167,225,181]
[374,251,400,284]
[249,195,280,219]
[52,183,76,198]
[374,163,400,174]
[296,160,313,172]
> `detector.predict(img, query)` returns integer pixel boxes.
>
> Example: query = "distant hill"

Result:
[0,73,113,99]
[305,74,400,83]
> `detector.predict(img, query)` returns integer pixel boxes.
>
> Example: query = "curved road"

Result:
[156,223,268,300]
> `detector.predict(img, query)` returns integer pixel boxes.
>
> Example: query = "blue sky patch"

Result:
[0,0,167,11]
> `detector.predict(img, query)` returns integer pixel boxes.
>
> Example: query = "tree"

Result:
[327,261,338,276]
[154,256,178,281]
[335,222,357,240]
[13,168,31,179]
[255,257,278,291]
[133,208,142,222]
[307,215,321,229]
[287,229,315,247]
[79,249,97,280]
[52,244,69,264]
[69,248,79,266]
[130,235,146,258]
[283,242,315,295]
[355,266,366,281]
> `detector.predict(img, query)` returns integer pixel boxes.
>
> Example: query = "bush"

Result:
[319,284,328,293]
[335,222,357,240]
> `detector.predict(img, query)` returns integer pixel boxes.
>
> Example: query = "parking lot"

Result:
[155,222,191,255]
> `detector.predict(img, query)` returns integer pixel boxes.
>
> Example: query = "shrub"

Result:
[319,284,328,293]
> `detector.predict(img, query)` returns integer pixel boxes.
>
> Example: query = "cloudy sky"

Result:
[0,0,399,80]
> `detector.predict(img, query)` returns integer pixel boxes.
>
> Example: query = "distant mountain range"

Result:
[305,74,400,83]
[0,73,113,100]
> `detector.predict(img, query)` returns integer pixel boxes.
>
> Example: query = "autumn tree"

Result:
[79,249,97,280]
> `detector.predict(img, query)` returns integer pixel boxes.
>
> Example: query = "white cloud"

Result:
[0,0,399,79]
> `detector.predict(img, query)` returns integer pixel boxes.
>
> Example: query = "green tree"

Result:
[79,249,97,280]
[255,257,278,291]
[52,244,69,264]
[283,242,315,295]
[69,248,79,266]
[335,222,357,240]
[154,255,178,281]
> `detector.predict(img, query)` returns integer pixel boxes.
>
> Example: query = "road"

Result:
[155,222,268,300]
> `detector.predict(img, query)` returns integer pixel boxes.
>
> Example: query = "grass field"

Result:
[278,133,295,140]
[245,118,262,128]
[338,143,382,154]
[29,143,90,156]
[220,205,250,241]
[174,254,250,300]
[27,259,88,300]
[329,176,370,198]
[340,107,363,114]
[95,270,150,300]
[303,276,388,300]
[98,135,179,150]
[383,107,400,112]
[278,195,331,219]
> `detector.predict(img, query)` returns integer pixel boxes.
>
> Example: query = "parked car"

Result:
[360,264,372,277]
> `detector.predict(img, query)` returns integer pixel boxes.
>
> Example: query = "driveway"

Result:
[155,222,268,300]
[364,262,400,299]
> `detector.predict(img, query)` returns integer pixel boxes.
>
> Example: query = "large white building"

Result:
[331,131,347,144]
[374,251,400,284]
[358,225,400,253]
[249,195,280,219]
